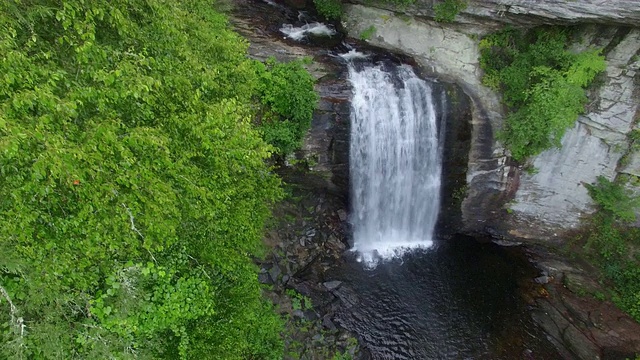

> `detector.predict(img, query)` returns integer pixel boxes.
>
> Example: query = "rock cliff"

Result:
[343,2,640,241]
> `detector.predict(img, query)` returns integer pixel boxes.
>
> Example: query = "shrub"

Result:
[586,176,640,222]
[584,177,640,322]
[314,0,343,20]
[255,58,318,156]
[479,27,606,161]
[434,0,468,23]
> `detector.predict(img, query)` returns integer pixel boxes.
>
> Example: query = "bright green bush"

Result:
[313,0,416,19]
[584,177,640,322]
[256,58,318,156]
[479,27,606,161]
[314,0,343,20]
[434,0,468,22]
[587,176,640,222]
[0,0,285,358]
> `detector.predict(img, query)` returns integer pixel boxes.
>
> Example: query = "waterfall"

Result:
[349,63,443,267]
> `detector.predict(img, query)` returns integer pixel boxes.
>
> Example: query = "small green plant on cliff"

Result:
[586,176,640,222]
[434,0,468,22]
[479,27,606,161]
[314,0,343,20]
[360,25,377,41]
[286,289,313,311]
[584,176,640,321]
[314,0,417,20]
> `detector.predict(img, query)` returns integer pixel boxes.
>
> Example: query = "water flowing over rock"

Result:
[343,4,640,240]
[343,4,511,235]
[280,22,337,41]
[348,63,443,266]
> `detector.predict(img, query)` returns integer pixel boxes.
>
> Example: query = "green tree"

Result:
[0,0,287,358]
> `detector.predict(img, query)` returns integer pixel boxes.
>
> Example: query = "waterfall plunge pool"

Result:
[323,237,563,359]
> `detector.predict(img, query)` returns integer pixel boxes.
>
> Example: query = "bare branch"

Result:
[121,204,157,264]
[121,203,144,239]
[0,284,25,338]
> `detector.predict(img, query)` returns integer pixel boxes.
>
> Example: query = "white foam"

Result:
[280,22,336,41]
[352,237,434,269]
[338,49,369,60]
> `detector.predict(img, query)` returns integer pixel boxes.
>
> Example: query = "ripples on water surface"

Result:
[327,238,562,359]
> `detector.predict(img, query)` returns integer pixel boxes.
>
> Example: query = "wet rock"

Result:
[337,209,348,222]
[323,280,342,291]
[258,271,273,284]
[332,286,359,309]
[522,349,534,360]
[283,0,307,10]
[304,310,318,321]
[292,309,305,319]
[269,264,282,284]
[322,315,338,331]
[534,275,550,284]
[564,272,600,295]
[325,235,346,254]
[290,280,317,298]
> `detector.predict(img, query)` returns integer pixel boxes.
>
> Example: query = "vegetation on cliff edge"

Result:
[313,0,416,20]
[479,27,606,161]
[584,176,640,322]
[0,0,316,358]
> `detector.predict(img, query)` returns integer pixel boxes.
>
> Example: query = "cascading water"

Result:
[349,63,443,267]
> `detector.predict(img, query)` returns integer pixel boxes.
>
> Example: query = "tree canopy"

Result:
[0,0,317,358]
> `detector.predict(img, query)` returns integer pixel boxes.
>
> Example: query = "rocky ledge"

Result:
[526,248,640,359]
[351,0,640,28]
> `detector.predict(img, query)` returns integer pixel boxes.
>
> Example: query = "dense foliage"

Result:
[434,0,468,23]
[0,0,321,358]
[313,0,343,20]
[256,58,318,156]
[479,27,606,161]
[584,177,640,321]
[313,0,415,20]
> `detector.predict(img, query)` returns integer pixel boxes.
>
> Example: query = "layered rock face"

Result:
[343,2,640,240]
[512,28,640,237]
[391,0,640,27]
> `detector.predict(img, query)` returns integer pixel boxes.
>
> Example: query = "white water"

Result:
[349,64,443,268]
[338,49,369,61]
[280,22,336,41]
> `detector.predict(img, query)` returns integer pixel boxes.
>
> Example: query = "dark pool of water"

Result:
[324,235,562,359]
